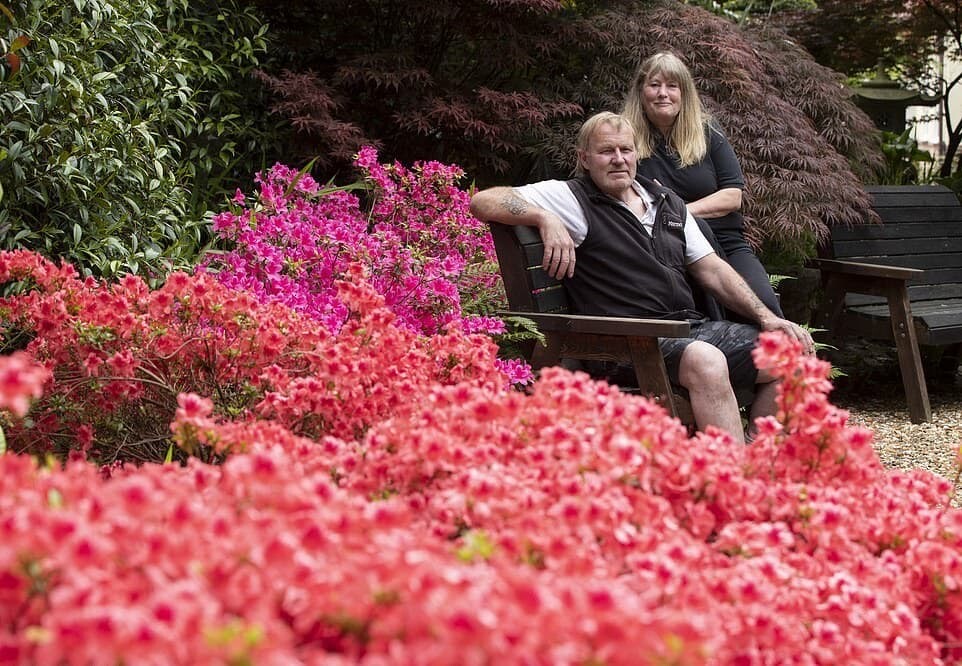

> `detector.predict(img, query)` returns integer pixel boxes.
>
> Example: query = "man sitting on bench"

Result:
[470,111,814,443]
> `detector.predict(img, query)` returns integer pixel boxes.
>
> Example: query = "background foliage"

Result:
[0,0,289,279]
[774,0,962,180]
[0,0,904,272]
[244,0,595,183]
[242,0,884,269]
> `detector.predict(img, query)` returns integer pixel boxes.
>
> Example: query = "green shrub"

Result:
[0,0,284,279]
[879,128,935,185]
[157,0,287,223]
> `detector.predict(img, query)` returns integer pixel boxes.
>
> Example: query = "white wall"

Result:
[907,56,962,162]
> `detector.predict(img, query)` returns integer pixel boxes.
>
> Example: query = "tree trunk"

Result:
[943,128,962,177]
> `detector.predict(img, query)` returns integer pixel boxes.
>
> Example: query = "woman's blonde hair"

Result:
[574,112,637,175]
[622,51,709,167]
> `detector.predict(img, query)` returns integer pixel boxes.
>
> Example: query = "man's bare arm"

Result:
[688,253,814,352]
[470,186,576,279]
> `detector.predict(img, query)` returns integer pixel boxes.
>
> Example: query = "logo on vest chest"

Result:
[663,214,684,231]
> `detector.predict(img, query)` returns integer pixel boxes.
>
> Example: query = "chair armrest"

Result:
[813,258,924,282]
[499,311,690,338]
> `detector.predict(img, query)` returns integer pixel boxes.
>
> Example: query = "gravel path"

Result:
[835,389,962,481]
[824,347,962,483]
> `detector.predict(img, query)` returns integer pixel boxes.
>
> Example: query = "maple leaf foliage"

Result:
[246,0,883,264]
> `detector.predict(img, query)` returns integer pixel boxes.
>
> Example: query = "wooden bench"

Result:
[488,222,693,421]
[813,184,962,423]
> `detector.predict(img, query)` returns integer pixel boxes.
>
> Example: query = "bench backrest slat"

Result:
[824,185,962,291]
[908,284,962,301]
[526,266,558,291]
[531,285,571,313]
[866,208,962,224]
[829,249,962,271]
[847,288,962,307]
[863,186,961,208]
[832,237,962,259]
[832,221,962,241]
[489,222,569,313]
[925,268,962,285]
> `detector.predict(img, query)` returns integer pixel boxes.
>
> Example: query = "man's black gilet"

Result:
[564,175,703,320]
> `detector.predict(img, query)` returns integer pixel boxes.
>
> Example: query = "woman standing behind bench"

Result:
[623,51,784,318]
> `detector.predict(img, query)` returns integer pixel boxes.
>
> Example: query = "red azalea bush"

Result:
[0,142,539,461]
[0,250,508,462]
[0,325,961,662]
[0,149,960,662]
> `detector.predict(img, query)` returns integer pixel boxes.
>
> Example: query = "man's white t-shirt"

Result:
[512,179,714,264]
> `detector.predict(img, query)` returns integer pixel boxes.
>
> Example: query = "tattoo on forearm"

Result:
[500,192,529,217]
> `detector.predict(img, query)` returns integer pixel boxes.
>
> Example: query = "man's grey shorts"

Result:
[659,318,760,394]
[586,318,760,400]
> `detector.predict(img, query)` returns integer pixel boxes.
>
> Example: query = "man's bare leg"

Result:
[678,342,744,444]
[745,371,779,441]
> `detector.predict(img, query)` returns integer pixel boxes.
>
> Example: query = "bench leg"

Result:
[938,343,961,383]
[627,336,678,418]
[530,334,563,371]
[814,275,848,332]
[886,286,931,423]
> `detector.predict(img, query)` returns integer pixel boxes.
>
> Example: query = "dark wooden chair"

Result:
[813,184,962,423]
[488,222,693,421]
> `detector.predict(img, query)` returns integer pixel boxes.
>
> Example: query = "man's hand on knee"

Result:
[759,316,815,354]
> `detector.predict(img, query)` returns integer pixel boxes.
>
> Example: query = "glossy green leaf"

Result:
[0,0,288,279]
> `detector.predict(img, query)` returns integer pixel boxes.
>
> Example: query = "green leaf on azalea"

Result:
[456,529,495,562]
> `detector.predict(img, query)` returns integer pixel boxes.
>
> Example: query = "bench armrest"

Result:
[814,258,924,282]
[500,311,690,338]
